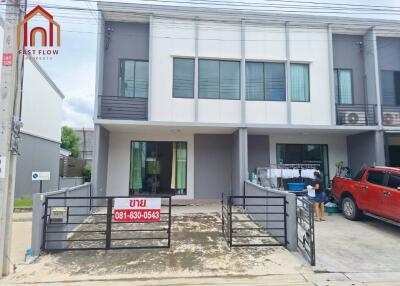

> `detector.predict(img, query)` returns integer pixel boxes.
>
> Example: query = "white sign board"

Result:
[113,197,161,222]
[32,171,50,181]
[0,156,6,179]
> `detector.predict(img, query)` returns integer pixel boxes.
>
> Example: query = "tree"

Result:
[61,126,80,158]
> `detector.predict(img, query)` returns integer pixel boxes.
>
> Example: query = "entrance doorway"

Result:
[129,141,187,195]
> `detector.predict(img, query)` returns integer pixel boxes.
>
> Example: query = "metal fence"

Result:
[296,197,315,266]
[222,193,287,247]
[41,195,172,251]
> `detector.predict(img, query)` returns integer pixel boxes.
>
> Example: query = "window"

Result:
[291,63,310,102]
[381,71,400,106]
[367,171,385,186]
[199,60,240,100]
[173,58,194,98]
[119,60,148,98]
[387,173,400,190]
[335,69,353,104]
[246,62,285,101]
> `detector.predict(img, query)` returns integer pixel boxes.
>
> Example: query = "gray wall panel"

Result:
[248,135,270,173]
[15,133,60,198]
[102,22,149,97]
[347,131,385,173]
[377,37,400,71]
[194,134,232,199]
[333,34,366,104]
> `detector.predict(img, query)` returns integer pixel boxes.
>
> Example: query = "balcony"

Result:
[336,104,377,126]
[382,106,400,126]
[98,95,148,121]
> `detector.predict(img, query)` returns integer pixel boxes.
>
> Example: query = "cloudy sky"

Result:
[27,0,400,128]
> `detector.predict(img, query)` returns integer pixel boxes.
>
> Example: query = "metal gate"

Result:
[296,197,315,265]
[42,195,172,251]
[222,193,287,247]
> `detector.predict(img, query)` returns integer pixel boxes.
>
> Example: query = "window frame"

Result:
[198,58,241,100]
[245,61,286,102]
[172,57,195,99]
[380,69,400,106]
[290,63,310,103]
[118,59,149,98]
[334,68,354,105]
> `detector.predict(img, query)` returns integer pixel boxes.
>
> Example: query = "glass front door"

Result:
[129,141,187,195]
[276,144,330,186]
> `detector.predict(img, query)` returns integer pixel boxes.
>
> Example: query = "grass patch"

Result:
[14,197,33,208]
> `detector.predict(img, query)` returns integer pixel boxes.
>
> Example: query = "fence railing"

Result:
[41,195,172,252]
[336,104,377,126]
[296,197,315,266]
[222,193,287,248]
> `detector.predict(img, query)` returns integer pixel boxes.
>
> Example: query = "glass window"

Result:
[246,62,285,101]
[119,60,148,98]
[367,171,385,186]
[387,173,400,190]
[335,69,353,104]
[199,59,240,100]
[265,63,285,101]
[246,62,264,100]
[381,71,400,106]
[291,63,310,102]
[173,58,194,98]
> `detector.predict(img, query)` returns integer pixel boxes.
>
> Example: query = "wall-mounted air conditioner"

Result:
[343,111,366,125]
[383,112,400,126]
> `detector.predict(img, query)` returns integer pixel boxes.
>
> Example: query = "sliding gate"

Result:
[42,195,172,251]
[222,193,287,247]
[296,197,315,266]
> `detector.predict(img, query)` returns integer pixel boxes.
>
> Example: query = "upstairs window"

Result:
[335,69,353,104]
[119,59,148,98]
[173,58,194,98]
[381,70,400,106]
[246,62,286,101]
[291,63,310,102]
[199,59,240,100]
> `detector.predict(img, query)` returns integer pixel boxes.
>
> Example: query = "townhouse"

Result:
[92,2,400,199]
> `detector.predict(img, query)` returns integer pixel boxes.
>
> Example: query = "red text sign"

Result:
[113,198,161,222]
[2,53,13,66]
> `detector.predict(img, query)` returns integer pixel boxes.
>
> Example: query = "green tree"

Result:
[61,126,80,158]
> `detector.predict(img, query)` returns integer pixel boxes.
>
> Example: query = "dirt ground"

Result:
[3,202,310,284]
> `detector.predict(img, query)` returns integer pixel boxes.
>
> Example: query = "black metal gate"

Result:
[222,193,287,247]
[296,197,315,265]
[42,195,172,251]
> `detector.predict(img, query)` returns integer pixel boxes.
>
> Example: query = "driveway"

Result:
[314,213,400,273]
[3,202,310,284]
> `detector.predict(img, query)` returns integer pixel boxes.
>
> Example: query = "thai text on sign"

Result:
[113,198,161,222]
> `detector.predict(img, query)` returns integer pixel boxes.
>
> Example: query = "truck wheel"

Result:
[341,196,360,221]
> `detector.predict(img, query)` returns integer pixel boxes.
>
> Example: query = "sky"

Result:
[25,0,400,128]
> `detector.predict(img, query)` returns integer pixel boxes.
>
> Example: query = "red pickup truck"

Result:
[332,166,400,224]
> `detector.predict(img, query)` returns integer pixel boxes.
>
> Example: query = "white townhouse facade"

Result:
[92,2,400,199]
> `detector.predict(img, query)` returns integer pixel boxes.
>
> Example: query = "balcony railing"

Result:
[382,105,400,126]
[336,104,377,126]
[98,95,148,121]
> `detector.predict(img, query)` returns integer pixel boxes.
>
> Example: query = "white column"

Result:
[194,18,199,122]
[327,24,336,125]
[148,15,154,121]
[240,19,246,124]
[285,22,291,124]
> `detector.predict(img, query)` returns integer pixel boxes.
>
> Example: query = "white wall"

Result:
[289,27,331,125]
[268,133,348,179]
[150,19,333,126]
[106,131,195,199]
[150,18,196,122]
[20,59,63,142]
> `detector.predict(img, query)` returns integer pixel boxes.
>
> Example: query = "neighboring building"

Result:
[73,128,94,165]
[0,20,64,198]
[92,2,400,199]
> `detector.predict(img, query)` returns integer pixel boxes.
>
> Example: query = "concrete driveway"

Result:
[314,213,400,273]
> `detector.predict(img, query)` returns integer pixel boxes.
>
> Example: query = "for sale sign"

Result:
[113,198,161,222]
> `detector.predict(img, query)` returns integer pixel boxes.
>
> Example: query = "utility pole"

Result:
[0,0,24,276]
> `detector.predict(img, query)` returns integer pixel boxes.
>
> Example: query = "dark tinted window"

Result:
[367,171,385,186]
[387,174,400,190]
